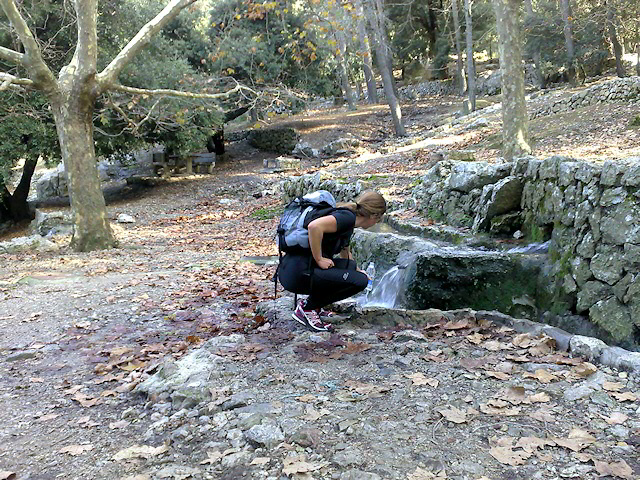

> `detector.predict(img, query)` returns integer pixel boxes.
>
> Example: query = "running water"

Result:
[506,241,550,254]
[361,265,407,308]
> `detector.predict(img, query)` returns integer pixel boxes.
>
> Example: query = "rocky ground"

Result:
[1,79,639,480]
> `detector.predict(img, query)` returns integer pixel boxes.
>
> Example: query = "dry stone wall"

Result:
[281,172,363,203]
[529,77,640,119]
[410,155,640,346]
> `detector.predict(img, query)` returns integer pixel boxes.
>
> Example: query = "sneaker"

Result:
[316,307,336,318]
[292,300,333,332]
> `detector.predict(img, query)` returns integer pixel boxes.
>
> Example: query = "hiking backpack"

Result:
[277,190,337,253]
[274,190,338,306]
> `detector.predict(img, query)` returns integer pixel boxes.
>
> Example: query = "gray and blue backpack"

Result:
[277,190,337,253]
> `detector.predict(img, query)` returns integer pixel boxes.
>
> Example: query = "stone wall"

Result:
[530,77,640,119]
[410,155,640,347]
[281,172,363,203]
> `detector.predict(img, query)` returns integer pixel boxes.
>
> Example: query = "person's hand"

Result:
[316,257,334,269]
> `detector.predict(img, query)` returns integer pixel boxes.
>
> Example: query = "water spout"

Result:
[361,265,407,309]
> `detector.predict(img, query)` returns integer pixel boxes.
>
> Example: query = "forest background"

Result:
[1,0,639,250]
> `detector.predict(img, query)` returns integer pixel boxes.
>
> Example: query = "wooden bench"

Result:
[152,152,215,176]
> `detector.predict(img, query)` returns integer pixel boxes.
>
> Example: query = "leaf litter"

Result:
[1,96,639,479]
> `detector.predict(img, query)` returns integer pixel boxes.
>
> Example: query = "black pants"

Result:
[278,254,368,310]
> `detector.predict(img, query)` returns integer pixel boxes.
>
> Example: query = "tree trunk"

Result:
[52,92,116,251]
[355,0,378,104]
[451,0,467,95]
[560,0,577,85]
[606,1,625,78]
[0,160,37,224]
[464,0,476,112]
[524,0,546,89]
[492,0,531,161]
[4,157,38,221]
[365,0,405,136]
[335,29,356,111]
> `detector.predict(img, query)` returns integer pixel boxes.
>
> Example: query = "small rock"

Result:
[392,330,428,343]
[332,447,365,467]
[155,465,201,480]
[6,350,38,362]
[116,213,135,223]
[340,470,381,480]
[563,385,595,401]
[244,424,285,448]
[609,424,630,440]
[289,427,321,447]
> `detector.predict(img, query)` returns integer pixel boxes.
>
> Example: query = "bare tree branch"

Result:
[0,45,24,65]
[0,0,57,90]
[0,71,34,90]
[97,0,199,89]
[109,82,258,100]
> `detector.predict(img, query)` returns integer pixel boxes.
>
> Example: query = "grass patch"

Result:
[630,115,640,127]
[251,206,283,220]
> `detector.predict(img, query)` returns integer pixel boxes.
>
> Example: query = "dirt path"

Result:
[1,94,639,479]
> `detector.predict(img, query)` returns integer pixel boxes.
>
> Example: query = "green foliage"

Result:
[206,0,335,96]
[0,92,60,184]
[432,36,451,80]
[630,115,640,127]
[251,206,284,220]
[523,1,609,74]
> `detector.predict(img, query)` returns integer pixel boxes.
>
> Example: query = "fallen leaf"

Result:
[602,381,624,392]
[466,333,484,344]
[480,403,522,416]
[515,436,556,453]
[109,420,130,429]
[485,371,510,380]
[282,455,327,475]
[528,336,556,355]
[443,319,472,330]
[200,450,223,465]
[482,340,512,351]
[36,413,60,422]
[603,412,628,425]
[489,446,532,466]
[109,346,134,357]
[610,391,637,402]
[297,394,316,403]
[0,471,16,480]
[437,406,468,424]
[407,466,447,478]
[72,392,101,407]
[59,444,94,455]
[529,406,556,423]
[406,372,438,387]
[527,392,551,403]
[593,459,634,479]
[343,342,371,354]
[250,457,270,466]
[113,445,169,461]
[523,369,558,384]
[552,428,596,452]
[512,333,537,348]
[30,377,45,383]
[500,386,526,404]
[573,362,598,377]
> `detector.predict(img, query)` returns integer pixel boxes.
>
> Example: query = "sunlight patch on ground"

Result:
[396,133,471,153]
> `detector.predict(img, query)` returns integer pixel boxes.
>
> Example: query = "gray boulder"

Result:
[31,210,74,236]
[36,164,68,199]
[472,176,524,232]
[0,235,58,253]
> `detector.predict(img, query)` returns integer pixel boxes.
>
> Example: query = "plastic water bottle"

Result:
[365,262,375,295]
